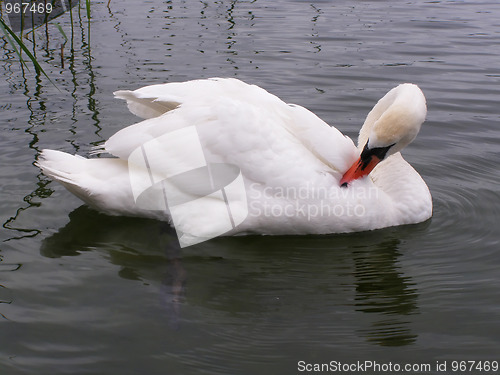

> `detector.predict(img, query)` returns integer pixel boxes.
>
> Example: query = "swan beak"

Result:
[339,143,393,187]
[339,155,381,187]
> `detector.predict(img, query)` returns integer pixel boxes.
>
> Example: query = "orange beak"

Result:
[339,155,381,187]
[340,143,394,187]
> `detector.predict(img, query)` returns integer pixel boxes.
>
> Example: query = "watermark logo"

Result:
[247,183,378,222]
[127,126,248,247]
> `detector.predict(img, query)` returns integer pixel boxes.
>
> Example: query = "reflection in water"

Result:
[159,222,187,329]
[310,4,323,53]
[353,238,419,346]
[40,206,186,328]
[2,68,52,240]
[0,263,19,321]
[40,206,420,344]
[1,2,100,240]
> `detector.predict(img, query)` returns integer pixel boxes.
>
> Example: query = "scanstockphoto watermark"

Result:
[297,360,499,373]
[248,183,379,220]
[250,199,367,220]
[249,182,379,201]
[298,360,433,373]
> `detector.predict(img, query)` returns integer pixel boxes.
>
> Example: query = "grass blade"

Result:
[0,17,30,71]
[54,22,68,43]
[86,0,91,20]
[0,17,58,89]
[85,0,91,43]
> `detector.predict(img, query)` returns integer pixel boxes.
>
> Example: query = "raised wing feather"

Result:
[108,78,357,186]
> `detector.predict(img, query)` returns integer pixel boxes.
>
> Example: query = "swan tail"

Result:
[36,149,163,220]
[36,150,87,180]
[36,150,95,202]
[36,150,99,209]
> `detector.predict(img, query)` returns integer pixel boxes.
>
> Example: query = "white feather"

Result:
[37,78,432,238]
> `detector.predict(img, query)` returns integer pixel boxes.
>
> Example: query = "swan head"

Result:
[340,83,427,187]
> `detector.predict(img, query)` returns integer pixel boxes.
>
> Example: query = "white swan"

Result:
[37,78,432,245]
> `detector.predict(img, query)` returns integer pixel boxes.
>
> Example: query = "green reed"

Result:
[0,0,95,86]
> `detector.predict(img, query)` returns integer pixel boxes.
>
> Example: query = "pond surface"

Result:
[1,1,500,374]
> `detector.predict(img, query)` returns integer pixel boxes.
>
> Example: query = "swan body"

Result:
[37,78,432,245]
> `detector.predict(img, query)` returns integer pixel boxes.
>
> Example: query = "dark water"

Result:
[1,1,500,374]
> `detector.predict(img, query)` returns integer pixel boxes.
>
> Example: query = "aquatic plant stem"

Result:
[0,17,58,89]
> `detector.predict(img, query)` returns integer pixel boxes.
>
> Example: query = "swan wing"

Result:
[113,78,267,119]
[106,78,357,186]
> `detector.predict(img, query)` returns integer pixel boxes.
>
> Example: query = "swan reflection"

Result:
[40,206,423,345]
